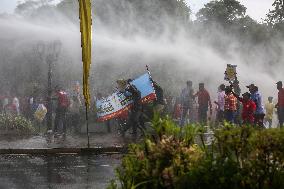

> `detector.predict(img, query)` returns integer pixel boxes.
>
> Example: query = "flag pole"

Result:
[79,0,92,149]
[85,103,90,148]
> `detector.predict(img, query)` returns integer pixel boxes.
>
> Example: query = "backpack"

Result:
[58,91,70,108]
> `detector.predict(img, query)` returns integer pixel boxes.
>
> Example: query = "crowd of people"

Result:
[0,77,284,139]
[175,80,284,129]
[0,86,83,136]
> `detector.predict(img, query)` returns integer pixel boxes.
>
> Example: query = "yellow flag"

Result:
[79,0,92,108]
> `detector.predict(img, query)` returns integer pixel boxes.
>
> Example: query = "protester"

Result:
[224,86,237,123]
[194,83,212,125]
[2,95,9,114]
[180,80,194,126]
[69,95,82,134]
[264,96,274,128]
[276,81,284,128]
[53,86,70,136]
[164,95,174,116]
[173,97,182,121]
[214,84,225,124]
[151,79,165,114]
[12,95,20,115]
[117,79,142,139]
[233,92,256,125]
[232,79,242,124]
[247,84,265,127]
[4,98,17,116]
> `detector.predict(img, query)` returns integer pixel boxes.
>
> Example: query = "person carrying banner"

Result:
[232,79,242,124]
[224,86,237,124]
[180,80,194,126]
[117,79,142,139]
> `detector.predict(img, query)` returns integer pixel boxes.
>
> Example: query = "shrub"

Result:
[0,114,35,135]
[108,117,284,189]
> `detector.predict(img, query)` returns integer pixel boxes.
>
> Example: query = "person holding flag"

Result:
[117,79,142,139]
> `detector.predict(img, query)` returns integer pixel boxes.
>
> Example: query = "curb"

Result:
[0,146,128,155]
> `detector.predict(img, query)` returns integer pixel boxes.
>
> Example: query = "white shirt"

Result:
[217,91,226,111]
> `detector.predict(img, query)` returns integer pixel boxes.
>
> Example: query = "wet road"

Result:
[0,154,121,189]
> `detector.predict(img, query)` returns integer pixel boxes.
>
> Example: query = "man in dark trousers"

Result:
[180,80,194,126]
[247,84,265,128]
[117,79,142,139]
[195,83,212,125]
[53,86,70,136]
[276,81,284,128]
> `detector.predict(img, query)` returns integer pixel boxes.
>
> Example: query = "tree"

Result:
[266,0,284,25]
[196,0,246,26]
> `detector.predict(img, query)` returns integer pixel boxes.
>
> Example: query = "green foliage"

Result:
[197,0,247,25]
[0,114,35,135]
[266,0,284,25]
[109,117,284,189]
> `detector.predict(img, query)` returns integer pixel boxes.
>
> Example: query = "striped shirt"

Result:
[225,93,237,111]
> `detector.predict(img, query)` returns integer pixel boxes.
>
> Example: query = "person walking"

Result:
[69,95,82,134]
[214,84,225,124]
[12,95,20,116]
[194,83,212,125]
[180,80,194,126]
[276,81,284,128]
[224,86,237,124]
[53,86,70,136]
[265,96,274,128]
[247,84,265,127]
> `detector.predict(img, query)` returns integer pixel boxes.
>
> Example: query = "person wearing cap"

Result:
[247,84,265,127]
[224,86,237,124]
[265,96,274,128]
[232,92,256,125]
[194,83,212,125]
[214,84,226,124]
[180,80,195,126]
[276,81,284,128]
[117,79,142,139]
[232,78,242,124]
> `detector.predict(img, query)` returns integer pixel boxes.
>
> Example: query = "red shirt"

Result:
[196,89,211,108]
[240,99,256,124]
[278,88,284,107]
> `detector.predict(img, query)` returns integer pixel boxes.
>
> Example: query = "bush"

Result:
[0,114,35,135]
[108,116,284,189]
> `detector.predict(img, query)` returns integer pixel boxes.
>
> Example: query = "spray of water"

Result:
[0,0,283,101]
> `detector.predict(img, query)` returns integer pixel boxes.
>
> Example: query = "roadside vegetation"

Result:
[109,115,284,189]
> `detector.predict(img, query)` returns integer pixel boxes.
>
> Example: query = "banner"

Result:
[96,73,156,121]
[224,64,237,82]
[34,104,47,122]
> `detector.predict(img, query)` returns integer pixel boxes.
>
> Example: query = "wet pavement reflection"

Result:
[0,154,121,189]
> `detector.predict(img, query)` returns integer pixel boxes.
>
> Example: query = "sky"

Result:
[0,0,275,21]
